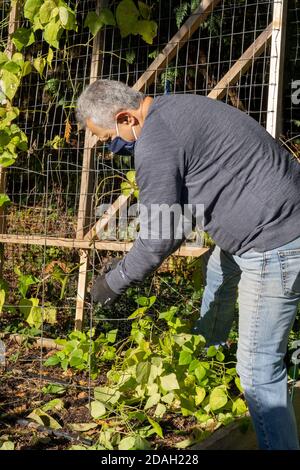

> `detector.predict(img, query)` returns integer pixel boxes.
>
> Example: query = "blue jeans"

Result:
[192,235,300,450]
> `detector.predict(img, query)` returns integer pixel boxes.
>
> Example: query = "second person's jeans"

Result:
[192,235,300,450]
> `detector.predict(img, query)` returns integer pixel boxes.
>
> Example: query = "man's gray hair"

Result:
[76,79,144,129]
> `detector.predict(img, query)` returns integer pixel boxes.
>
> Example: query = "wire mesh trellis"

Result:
[0,0,293,430]
[0,0,288,333]
[0,0,295,450]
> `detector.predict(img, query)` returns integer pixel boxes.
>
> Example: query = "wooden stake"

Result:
[132,0,222,92]
[0,1,20,277]
[0,234,209,258]
[84,193,131,242]
[266,0,288,137]
[75,0,106,330]
[208,23,273,101]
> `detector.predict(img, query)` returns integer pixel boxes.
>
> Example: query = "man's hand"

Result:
[90,258,121,306]
[90,274,119,306]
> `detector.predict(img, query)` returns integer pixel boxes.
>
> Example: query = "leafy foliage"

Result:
[120,170,139,199]
[45,296,247,448]
[44,329,118,378]
[21,0,77,49]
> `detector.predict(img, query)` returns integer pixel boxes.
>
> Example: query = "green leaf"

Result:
[69,422,98,432]
[0,289,5,314]
[33,57,46,78]
[126,50,136,64]
[206,345,217,357]
[12,28,35,51]
[216,350,225,362]
[28,408,62,430]
[128,306,148,319]
[43,306,57,324]
[40,0,57,24]
[26,305,42,328]
[175,2,189,28]
[178,350,192,365]
[0,52,8,65]
[209,386,228,411]
[42,398,64,412]
[42,383,65,395]
[0,69,20,100]
[99,8,116,26]
[58,4,76,30]
[121,181,133,196]
[19,297,42,328]
[175,437,195,449]
[195,386,206,406]
[126,170,136,183]
[2,61,20,74]
[58,6,69,26]
[24,0,43,21]
[0,151,16,168]
[136,20,157,44]
[21,61,32,77]
[147,416,163,438]
[154,403,166,418]
[46,48,54,68]
[138,1,151,19]
[232,398,247,415]
[136,361,151,384]
[0,194,11,207]
[118,436,136,450]
[180,395,196,416]
[94,386,121,405]
[84,12,103,36]
[161,392,174,404]
[17,272,39,297]
[160,373,180,391]
[235,376,244,393]
[144,392,160,410]
[116,0,139,38]
[106,329,118,344]
[61,358,68,371]
[44,354,61,367]
[43,21,63,48]
[0,441,14,450]
[69,351,83,367]
[158,306,178,322]
[89,401,106,419]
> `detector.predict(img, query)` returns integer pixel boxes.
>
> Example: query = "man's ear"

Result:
[115,111,138,126]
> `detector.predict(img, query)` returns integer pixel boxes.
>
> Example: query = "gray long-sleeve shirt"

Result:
[106,94,300,294]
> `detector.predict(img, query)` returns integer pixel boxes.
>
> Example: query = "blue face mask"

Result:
[107,122,137,156]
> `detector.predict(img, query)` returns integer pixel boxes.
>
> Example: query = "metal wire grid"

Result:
[0,0,290,434]
[1,0,274,242]
[0,0,277,335]
[0,2,9,50]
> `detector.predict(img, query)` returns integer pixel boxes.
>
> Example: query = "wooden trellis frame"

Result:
[266,0,287,137]
[0,0,286,330]
[0,0,20,277]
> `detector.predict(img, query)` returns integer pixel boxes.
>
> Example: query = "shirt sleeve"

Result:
[105,116,186,294]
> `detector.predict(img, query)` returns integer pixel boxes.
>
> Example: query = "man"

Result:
[76,79,300,450]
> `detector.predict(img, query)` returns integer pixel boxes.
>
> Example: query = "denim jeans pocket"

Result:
[278,248,300,297]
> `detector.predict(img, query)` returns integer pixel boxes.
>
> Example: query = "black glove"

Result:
[90,274,119,306]
[90,258,121,306]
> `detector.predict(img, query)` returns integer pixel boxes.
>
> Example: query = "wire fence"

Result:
[1,1,299,450]
[0,1,297,428]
